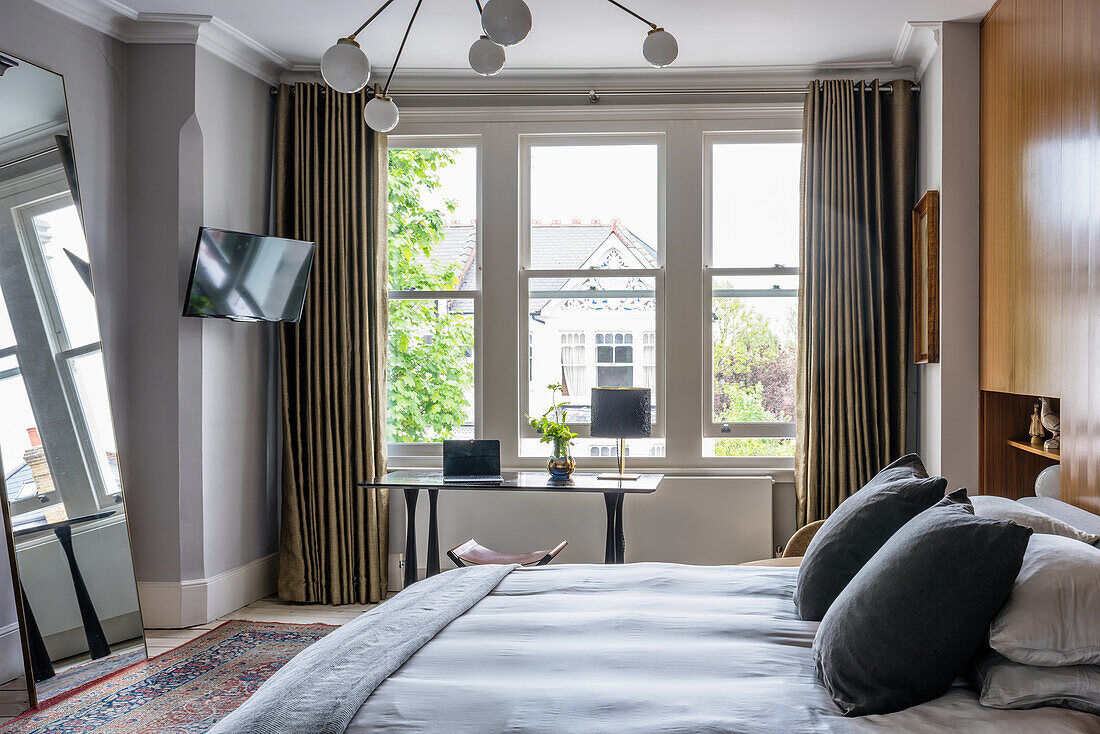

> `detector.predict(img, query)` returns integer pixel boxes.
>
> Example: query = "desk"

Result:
[358,471,661,588]
[14,510,115,681]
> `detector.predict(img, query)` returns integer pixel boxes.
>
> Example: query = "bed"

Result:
[214,501,1100,734]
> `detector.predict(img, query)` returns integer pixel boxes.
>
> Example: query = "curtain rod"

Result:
[271,82,919,98]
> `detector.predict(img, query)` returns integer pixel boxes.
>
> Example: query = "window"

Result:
[1,166,120,525]
[559,331,586,397]
[386,143,478,447]
[704,136,802,457]
[642,331,656,390]
[521,137,664,458]
[595,332,633,386]
[384,108,803,469]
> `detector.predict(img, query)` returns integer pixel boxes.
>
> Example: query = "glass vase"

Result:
[547,440,575,480]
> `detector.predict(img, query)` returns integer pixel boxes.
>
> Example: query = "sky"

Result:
[412,140,800,270]
[413,143,660,249]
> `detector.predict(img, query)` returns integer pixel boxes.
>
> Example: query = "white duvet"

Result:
[348,563,1100,733]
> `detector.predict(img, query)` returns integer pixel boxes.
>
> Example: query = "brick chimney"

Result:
[23,428,54,497]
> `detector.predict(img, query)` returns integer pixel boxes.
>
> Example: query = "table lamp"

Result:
[591,387,651,480]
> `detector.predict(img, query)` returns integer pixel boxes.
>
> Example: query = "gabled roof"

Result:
[4,462,36,502]
[425,221,658,291]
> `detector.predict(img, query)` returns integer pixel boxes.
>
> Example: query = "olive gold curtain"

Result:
[796,79,917,526]
[273,83,389,604]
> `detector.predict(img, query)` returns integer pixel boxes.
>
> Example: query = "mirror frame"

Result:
[0,48,147,714]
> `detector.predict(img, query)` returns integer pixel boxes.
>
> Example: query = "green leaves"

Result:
[526,383,577,456]
[386,148,474,443]
[711,297,796,457]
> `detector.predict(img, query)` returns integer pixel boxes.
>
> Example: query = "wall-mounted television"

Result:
[183,227,315,323]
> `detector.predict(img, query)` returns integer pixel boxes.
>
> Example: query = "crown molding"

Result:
[30,0,287,85]
[282,62,915,92]
[33,0,922,92]
[893,21,942,80]
[30,0,135,37]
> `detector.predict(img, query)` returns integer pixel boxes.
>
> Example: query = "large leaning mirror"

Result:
[0,50,145,713]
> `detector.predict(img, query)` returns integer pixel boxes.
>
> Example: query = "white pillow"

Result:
[971,495,1099,545]
[990,534,1100,666]
[972,649,1100,714]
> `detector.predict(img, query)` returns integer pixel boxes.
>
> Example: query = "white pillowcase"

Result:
[990,534,1100,666]
[972,649,1100,714]
[971,495,1099,545]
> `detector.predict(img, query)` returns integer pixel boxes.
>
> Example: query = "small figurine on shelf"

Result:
[1029,403,1045,446]
[1040,397,1060,452]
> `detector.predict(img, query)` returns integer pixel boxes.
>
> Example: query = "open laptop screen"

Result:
[443,439,501,478]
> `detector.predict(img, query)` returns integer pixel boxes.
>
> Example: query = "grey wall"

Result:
[2,3,280,622]
[194,48,279,579]
[916,23,981,492]
[125,42,202,583]
[127,43,279,588]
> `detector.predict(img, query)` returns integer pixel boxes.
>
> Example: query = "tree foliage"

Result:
[386,148,474,442]
[711,297,797,457]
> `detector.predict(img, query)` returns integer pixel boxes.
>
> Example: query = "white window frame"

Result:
[388,106,803,474]
[518,132,666,442]
[385,135,483,460]
[0,167,115,516]
[702,130,802,444]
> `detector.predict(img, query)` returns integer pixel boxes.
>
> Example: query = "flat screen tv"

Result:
[183,227,315,323]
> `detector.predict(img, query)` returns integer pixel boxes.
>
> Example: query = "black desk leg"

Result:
[614,493,626,564]
[603,492,617,564]
[403,488,420,589]
[426,489,440,578]
[54,525,110,659]
[20,585,54,682]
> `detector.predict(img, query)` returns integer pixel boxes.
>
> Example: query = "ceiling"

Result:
[106,0,995,73]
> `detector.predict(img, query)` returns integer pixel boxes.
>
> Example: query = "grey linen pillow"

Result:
[813,501,1032,716]
[989,533,1100,666]
[971,495,1100,545]
[794,454,947,621]
[972,649,1100,715]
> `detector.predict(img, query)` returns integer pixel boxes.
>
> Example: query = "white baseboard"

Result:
[139,552,278,628]
[0,622,24,684]
[387,553,404,593]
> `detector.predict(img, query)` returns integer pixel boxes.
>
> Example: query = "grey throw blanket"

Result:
[210,564,517,734]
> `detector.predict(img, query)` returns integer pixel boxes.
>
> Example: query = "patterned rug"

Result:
[2,620,336,733]
[37,647,147,702]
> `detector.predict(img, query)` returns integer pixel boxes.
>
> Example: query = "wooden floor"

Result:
[145,595,379,657]
[0,595,379,724]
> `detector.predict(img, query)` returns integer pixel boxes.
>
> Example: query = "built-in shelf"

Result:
[1006,439,1060,462]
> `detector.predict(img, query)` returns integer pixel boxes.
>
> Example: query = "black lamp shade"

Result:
[591,387,651,438]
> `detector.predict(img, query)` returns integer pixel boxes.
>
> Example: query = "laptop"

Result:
[443,439,503,483]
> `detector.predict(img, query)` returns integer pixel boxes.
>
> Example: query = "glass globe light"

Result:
[320,38,371,93]
[481,0,532,47]
[642,28,678,68]
[364,95,400,133]
[469,35,506,76]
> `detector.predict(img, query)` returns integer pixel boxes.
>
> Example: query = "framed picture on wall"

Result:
[913,190,940,364]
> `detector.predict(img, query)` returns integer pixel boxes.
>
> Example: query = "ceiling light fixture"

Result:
[321,0,677,132]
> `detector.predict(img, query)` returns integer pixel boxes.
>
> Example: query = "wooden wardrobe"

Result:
[979,0,1100,511]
